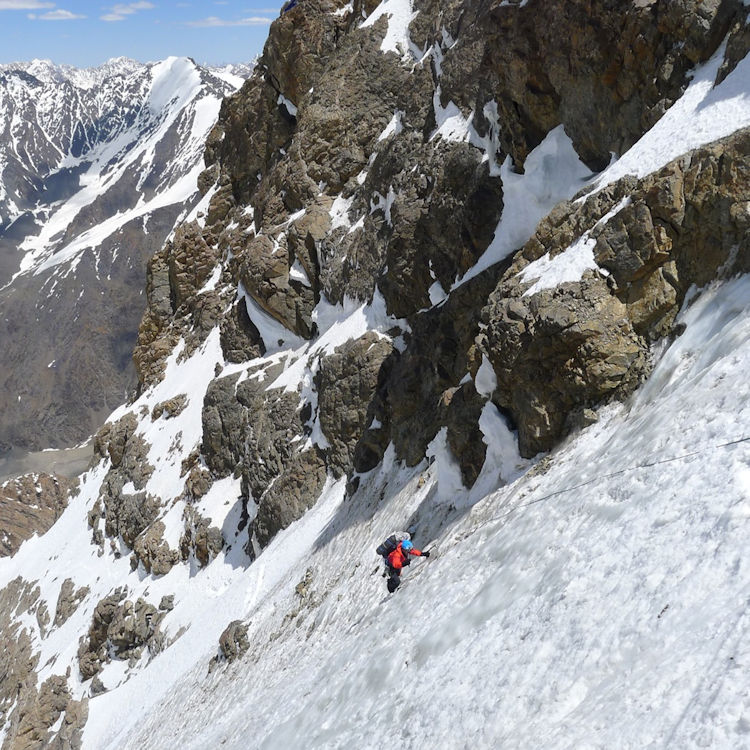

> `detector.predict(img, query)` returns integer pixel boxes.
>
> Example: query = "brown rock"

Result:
[151,395,188,421]
[0,474,73,557]
[180,506,224,568]
[218,620,250,661]
[316,332,394,477]
[132,521,179,576]
[250,447,328,553]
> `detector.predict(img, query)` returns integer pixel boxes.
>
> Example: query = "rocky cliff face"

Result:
[128,0,747,549]
[1,0,750,746]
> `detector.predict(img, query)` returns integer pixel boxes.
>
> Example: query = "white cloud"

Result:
[100,1,154,21]
[186,15,272,26]
[28,8,85,19]
[0,1,53,8]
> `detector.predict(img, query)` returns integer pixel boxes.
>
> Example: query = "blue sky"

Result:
[0,1,277,67]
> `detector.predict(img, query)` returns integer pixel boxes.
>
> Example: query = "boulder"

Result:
[132,521,179,576]
[78,590,163,680]
[180,506,224,568]
[151,395,188,421]
[218,620,250,662]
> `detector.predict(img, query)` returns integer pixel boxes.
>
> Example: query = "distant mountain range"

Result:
[0,57,251,452]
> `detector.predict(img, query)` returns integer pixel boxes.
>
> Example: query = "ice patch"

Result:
[474,354,497,397]
[519,197,630,296]
[360,0,419,59]
[330,194,354,231]
[377,110,404,141]
[431,87,471,143]
[277,94,298,117]
[457,125,593,287]
[289,259,312,287]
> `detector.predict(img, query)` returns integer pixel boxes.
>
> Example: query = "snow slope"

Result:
[18,263,749,750]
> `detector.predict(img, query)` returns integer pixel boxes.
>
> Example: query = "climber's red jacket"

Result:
[387,542,423,571]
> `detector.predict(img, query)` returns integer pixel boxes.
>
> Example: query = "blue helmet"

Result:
[401,540,413,552]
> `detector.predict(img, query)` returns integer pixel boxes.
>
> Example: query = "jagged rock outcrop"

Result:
[132,521,180,576]
[180,507,224,568]
[0,579,41,730]
[2,676,88,750]
[78,590,163,681]
[200,368,331,552]
[125,0,744,569]
[202,370,303,484]
[250,447,328,552]
[220,300,265,364]
[482,127,750,456]
[0,474,74,556]
[151,395,188,421]
[89,412,157,549]
[376,270,505,484]
[132,248,179,389]
[316,332,394,476]
[0,577,85,749]
[54,580,90,628]
[218,620,250,662]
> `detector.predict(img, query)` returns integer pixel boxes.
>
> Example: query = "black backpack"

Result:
[375,534,400,557]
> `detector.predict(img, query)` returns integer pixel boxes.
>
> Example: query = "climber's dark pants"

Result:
[386,565,401,593]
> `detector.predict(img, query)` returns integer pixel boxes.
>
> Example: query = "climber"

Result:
[281,0,299,13]
[385,539,430,593]
[375,531,411,563]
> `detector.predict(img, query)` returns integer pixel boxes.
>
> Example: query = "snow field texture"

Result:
[85,274,750,749]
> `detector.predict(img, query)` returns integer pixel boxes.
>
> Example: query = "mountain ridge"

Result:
[0,55,252,452]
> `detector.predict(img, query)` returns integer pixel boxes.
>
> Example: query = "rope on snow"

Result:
[491,435,750,523]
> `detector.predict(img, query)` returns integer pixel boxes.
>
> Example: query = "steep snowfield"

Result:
[28,267,750,750]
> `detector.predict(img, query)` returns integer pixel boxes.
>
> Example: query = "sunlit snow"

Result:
[456,125,593,287]
[63,273,750,750]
